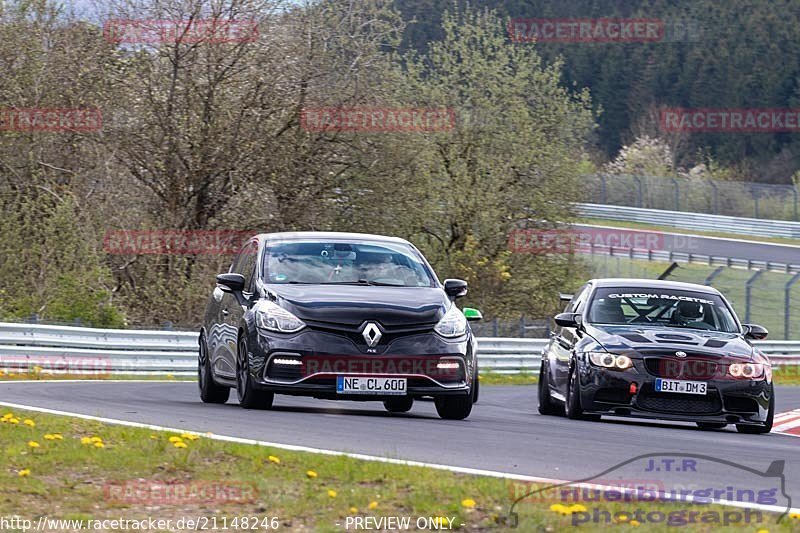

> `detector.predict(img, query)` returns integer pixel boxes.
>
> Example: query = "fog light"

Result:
[273,358,301,366]
[629,383,638,395]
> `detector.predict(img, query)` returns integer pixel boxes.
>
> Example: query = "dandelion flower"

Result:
[44,434,56,440]
[1,413,13,420]
[181,433,200,441]
[349,507,358,514]
[570,504,587,513]
[461,498,476,508]
[168,436,183,443]
[368,501,378,510]
[23,419,35,427]
[173,441,188,449]
[150,435,158,440]
[9,418,19,424]
[18,469,30,477]
[90,436,103,443]
[327,490,337,498]
[432,517,447,527]
[93,441,105,448]
[306,470,318,479]
[268,455,280,464]
[630,520,641,527]
[52,434,63,440]
[80,437,92,445]
[27,441,40,448]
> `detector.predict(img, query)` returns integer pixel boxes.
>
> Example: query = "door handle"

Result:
[221,309,229,316]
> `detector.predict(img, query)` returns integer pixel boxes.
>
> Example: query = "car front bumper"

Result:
[578,364,772,425]
[245,327,474,400]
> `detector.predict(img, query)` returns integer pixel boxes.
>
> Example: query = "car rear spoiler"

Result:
[559,293,573,303]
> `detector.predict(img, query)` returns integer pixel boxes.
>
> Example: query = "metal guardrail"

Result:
[576,203,800,239]
[585,243,800,275]
[1,323,799,376]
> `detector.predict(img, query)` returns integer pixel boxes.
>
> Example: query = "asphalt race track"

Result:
[573,224,800,265]
[1,381,798,499]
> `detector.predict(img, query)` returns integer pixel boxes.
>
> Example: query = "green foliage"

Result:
[0,192,125,327]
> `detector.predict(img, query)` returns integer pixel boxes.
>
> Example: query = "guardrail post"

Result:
[793,185,798,221]
[785,272,800,339]
[520,316,526,338]
[745,270,764,323]
[492,318,498,337]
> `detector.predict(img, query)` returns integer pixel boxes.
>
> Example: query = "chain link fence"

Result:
[584,174,799,221]
[586,255,800,340]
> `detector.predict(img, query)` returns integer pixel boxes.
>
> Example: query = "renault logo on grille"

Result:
[362,322,382,348]
[675,351,687,358]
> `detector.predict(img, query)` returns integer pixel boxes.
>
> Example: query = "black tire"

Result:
[736,386,774,434]
[198,335,230,404]
[696,422,727,430]
[538,360,561,416]
[236,336,274,410]
[472,365,480,404]
[383,398,414,413]
[565,364,600,421]
[435,394,473,420]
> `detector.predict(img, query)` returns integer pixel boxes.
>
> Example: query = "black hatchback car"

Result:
[538,278,774,433]
[199,232,482,419]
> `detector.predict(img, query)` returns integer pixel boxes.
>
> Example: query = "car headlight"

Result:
[728,363,765,379]
[434,305,468,338]
[587,352,633,370]
[255,301,305,333]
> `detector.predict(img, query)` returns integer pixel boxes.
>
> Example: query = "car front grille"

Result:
[636,384,721,415]
[644,357,718,380]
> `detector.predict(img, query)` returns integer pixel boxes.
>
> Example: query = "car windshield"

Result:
[586,287,739,333]
[263,240,435,287]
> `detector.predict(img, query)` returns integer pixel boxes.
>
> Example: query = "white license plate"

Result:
[336,376,407,395]
[655,378,707,395]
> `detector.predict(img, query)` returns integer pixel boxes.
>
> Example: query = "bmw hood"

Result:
[265,285,448,327]
[586,325,754,358]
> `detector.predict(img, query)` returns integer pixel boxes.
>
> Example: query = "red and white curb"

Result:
[773,409,800,437]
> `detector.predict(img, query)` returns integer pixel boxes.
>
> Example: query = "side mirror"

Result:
[743,324,768,340]
[443,279,468,299]
[463,307,482,321]
[216,273,245,293]
[554,312,581,328]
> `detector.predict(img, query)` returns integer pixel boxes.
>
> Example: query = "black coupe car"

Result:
[199,232,482,419]
[538,278,774,433]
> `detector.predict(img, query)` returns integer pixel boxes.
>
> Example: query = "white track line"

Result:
[0,399,798,517]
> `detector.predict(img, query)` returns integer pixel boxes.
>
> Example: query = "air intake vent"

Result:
[621,334,651,343]
[704,339,727,348]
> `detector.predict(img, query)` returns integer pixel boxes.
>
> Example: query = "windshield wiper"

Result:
[319,279,405,286]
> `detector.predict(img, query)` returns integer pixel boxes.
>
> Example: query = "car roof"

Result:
[587,278,722,295]
[256,231,413,246]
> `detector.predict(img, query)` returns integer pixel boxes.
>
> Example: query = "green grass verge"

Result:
[1,408,797,531]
